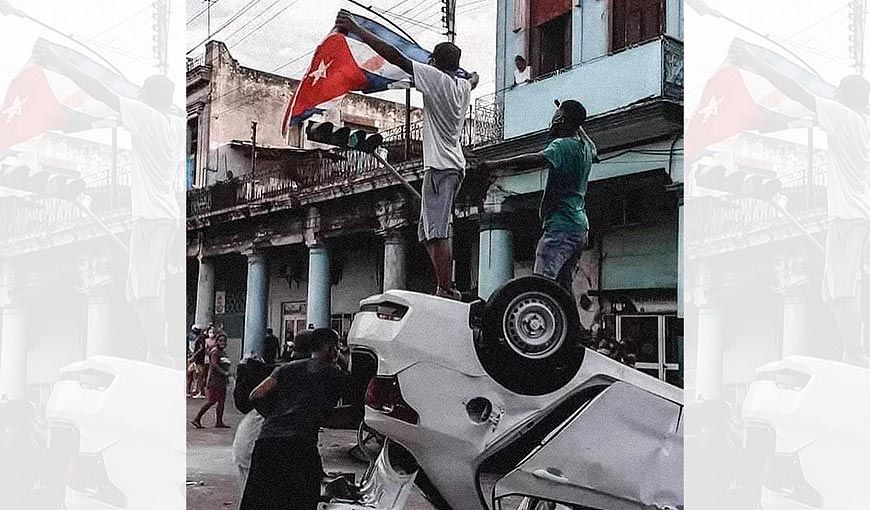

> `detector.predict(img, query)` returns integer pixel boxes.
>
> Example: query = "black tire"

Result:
[475,276,585,396]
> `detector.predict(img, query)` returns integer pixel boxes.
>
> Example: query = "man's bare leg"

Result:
[831,297,869,366]
[426,238,456,295]
[134,297,173,366]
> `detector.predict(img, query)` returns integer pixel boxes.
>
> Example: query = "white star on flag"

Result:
[698,96,723,123]
[308,60,333,86]
[2,96,26,124]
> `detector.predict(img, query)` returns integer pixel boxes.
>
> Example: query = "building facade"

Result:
[186,2,684,387]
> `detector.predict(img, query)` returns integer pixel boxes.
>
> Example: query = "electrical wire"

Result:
[187,0,264,54]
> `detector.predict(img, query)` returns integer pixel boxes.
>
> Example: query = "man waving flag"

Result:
[282,9,467,133]
[0,38,139,150]
[685,38,836,160]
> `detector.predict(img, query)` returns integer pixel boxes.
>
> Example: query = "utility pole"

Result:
[251,121,258,175]
[204,0,217,37]
[442,0,456,42]
[153,0,169,75]
[849,0,865,75]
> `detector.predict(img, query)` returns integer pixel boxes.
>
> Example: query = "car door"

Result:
[493,381,683,510]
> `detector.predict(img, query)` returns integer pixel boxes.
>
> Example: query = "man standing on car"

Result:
[335,12,479,300]
[734,46,870,367]
[479,100,597,295]
[240,328,350,510]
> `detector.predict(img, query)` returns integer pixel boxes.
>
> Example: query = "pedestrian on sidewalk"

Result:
[240,328,350,510]
[189,329,207,398]
[231,355,275,503]
[263,328,279,364]
[479,100,597,295]
[192,331,231,428]
[334,12,479,300]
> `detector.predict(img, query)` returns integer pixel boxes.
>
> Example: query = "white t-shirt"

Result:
[412,61,472,171]
[119,96,183,220]
[514,67,531,85]
[816,97,870,220]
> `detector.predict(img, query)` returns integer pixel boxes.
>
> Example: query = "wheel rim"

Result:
[502,291,567,359]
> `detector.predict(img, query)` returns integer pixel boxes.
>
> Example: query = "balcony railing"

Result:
[687,166,828,244]
[1,165,133,241]
[187,99,504,219]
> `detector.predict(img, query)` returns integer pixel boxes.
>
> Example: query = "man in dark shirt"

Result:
[240,328,350,510]
[263,328,280,364]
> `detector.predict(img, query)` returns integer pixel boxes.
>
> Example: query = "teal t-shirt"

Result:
[540,136,594,232]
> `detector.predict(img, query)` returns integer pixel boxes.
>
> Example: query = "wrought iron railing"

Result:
[1,165,133,240]
[687,166,828,243]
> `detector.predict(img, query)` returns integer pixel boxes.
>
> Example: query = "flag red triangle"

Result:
[0,64,67,150]
[282,33,368,134]
[685,65,765,160]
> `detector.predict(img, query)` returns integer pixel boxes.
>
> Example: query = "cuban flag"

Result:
[685,38,836,161]
[0,38,139,150]
[282,9,465,134]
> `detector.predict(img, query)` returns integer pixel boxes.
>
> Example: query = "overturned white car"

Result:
[323,276,683,510]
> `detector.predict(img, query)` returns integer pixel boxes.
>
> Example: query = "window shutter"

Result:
[530,0,572,28]
[514,0,528,31]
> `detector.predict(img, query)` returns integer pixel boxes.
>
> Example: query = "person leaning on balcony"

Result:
[335,12,480,301]
[514,55,531,85]
[478,100,598,296]
[733,46,870,368]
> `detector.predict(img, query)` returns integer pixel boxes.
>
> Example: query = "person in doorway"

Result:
[240,328,350,510]
[263,328,280,364]
[192,331,231,429]
[735,46,870,367]
[335,12,479,300]
[479,100,597,295]
[34,44,183,366]
[514,55,531,85]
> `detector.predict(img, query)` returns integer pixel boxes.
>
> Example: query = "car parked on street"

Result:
[322,276,683,510]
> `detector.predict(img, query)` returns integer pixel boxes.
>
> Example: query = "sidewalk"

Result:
[186,396,436,509]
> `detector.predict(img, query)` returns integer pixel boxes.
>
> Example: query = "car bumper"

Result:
[319,441,417,510]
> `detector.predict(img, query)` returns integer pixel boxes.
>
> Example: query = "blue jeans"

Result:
[533,229,589,293]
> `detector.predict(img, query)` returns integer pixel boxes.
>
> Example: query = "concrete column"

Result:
[781,289,812,357]
[194,256,216,327]
[478,212,514,300]
[243,251,269,357]
[0,306,26,399]
[307,244,331,329]
[382,231,408,292]
[695,306,724,401]
[85,292,113,357]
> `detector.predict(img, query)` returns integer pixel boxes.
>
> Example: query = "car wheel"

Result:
[475,276,585,396]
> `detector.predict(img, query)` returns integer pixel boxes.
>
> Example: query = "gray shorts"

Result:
[822,218,870,301]
[126,218,175,301]
[418,168,462,242]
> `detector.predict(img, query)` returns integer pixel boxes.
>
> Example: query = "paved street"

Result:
[186,395,437,509]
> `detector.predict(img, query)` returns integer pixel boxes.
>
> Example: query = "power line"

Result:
[86,4,152,42]
[188,0,221,25]
[223,0,284,43]
[228,0,301,48]
[187,0,264,54]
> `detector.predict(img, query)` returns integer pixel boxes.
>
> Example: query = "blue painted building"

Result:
[475,0,685,384]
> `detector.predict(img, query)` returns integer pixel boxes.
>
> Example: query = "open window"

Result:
[528,0,572,78]
[610,0,665,53]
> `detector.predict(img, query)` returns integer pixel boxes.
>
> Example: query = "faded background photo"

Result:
[0,0,186,509]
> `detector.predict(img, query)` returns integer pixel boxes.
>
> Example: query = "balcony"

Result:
[1,166,133,253]
[186,101,504,221]
[502,36,683,139]
[686,166,828,257]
